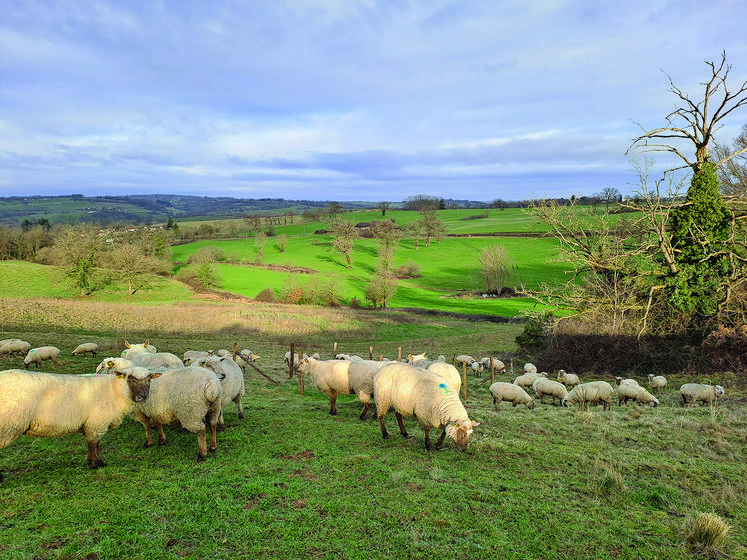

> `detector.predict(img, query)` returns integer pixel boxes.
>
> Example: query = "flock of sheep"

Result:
[0,338,728,480]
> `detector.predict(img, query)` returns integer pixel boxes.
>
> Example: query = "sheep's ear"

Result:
[471,421,480,427]
[144,340,150,347]
[115,372,126,379]
[151,372,163,379]
[125,341,131,348]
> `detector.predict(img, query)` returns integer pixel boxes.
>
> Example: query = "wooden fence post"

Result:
[369,345,373,360]
[397,347,402,362]
[462,361,467,401]
[289,343,295,378]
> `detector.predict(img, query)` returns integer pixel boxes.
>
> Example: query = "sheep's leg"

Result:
[328,392,338,415]
[156,423,167,445]
[424,426,433,450]
[378,414,389,439]
[394,412,410,439]
[359,402,370,421]
[141,422,155,447]
[435,428,447,450]
[86,438,104,468]
[196,426,208,462]
[235,396,245,420]
[207,414,218,454]
[216,410,225,433]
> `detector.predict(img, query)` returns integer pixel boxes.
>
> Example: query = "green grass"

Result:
[0,325,745,559]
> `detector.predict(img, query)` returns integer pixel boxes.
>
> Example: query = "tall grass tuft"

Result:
[685,512,732,553]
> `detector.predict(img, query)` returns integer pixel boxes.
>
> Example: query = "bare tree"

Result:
[328,216,358,268]
[377,201,390,217]
[713,123,747,198]
[600,187,621,213]
[628,51,747,173]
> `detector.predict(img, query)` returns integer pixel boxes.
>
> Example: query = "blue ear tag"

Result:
[439,382,449,393]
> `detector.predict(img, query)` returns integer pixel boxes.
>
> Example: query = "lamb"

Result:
[648,374,667,393]
[489,382,535,410]
[97,357,222,462]
[679,383,725,406]
[512,371,546,390]
[0,365,156,475]
[425,362,462,394]
[557,370,580,388]
[297,357,386,420]
[532,377,568,405]
[470,361,484,376]
[373,363,479,451]
[562,381,615,410]
[617,383,659,407]
[193,355,245,430]
[72,342,99,357]
[23,346,61,368]
[479,357,506,373]
[0,339,31,357]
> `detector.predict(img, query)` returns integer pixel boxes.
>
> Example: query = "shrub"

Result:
[516,313,552,350]
[396,260,421,279]
[686,512,731,553]
[187,245,225,264]
[255,287,275,302]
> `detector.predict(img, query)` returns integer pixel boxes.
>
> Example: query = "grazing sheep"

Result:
[679,383,725,406]
[557,370,580,388]
[513,371,546,390]
[648,374,667,393]
[97,357,222,462]
[0,365,156,475]
[23,346,61,368]
[129,351,184,371]
[72,342,99,357]
[617,383,660,407]
[297,357,386,420]
[479,357,506,373]
[532,377,568,405]
[615,377,640,387]
[0,339,31,357]
[562,381,615,411]
[471,361,484,376]
[121,340,157,358]
[524,363,538,374]
[489,382,535,410]
[454,354,476,369]
[194,355,245,431]
[234,349,259,370]
[425,362,462,394]
[373,363,479,452]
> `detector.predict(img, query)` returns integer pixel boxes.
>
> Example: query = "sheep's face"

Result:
[526,399,536,410]
[447,420,479,452]
[120,368,155,403]
[715,385,725,398]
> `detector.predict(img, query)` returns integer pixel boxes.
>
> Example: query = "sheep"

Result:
[615,377,640,387]
[0,339,31,357]
[562,381,615,410]
[532,377,568,405]
[454,354,476,368]
[183,350,213,366]
[234,349,259,370]
[97,357,222,462]
[407,353,429,367]
[479,357,506,373]
[121,340,157,358]
[471,361,484,376]
[23,346,61,368]
[425,362,462,394]
[512,371,546,390]
[648,374,667,393]
[72,342,99,357]
[373,363,479,452]
[524,363,538,374]
[285,351,319,369]
[617,383,659,407]
[129,351,184,371]
[193,355,245,431]
[297,357,386,420]
[557,369,580,388]
[489,382,535,410]
[0,365,156,475]
[679,383,725,406]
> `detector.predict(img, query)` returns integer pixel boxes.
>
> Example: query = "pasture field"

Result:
[0,318,745,560]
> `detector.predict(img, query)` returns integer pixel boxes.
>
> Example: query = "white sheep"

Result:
[512,371,546,389]
[679,383,725,406]
[562,381,614,410]
[72,342,99,357]
[129,351,184,371]
[407,352,428,367]
[479,357,506,373]
[454,354,476,369]
[524,363,538,374]
[285,351,319,369]
[97,358,222,462]
[617,383,659,407]
[193,355,245,431]
[121,340,157,358]
[234,349,259,370]
[648,374,667,393]
[425,362,462,394]
[373,363,479,451]
[471,361,484,376]
[183,350,213,366]
[489,382,535,410]
[532,377,568,405]
[0,339,31,357]
[297,357,385,420]
[557,369,580,388]
[23,346,61,368]
[615,377,640,387]
[0,365,156,474]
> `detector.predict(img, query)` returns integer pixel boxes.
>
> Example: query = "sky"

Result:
[1,0,746,203]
